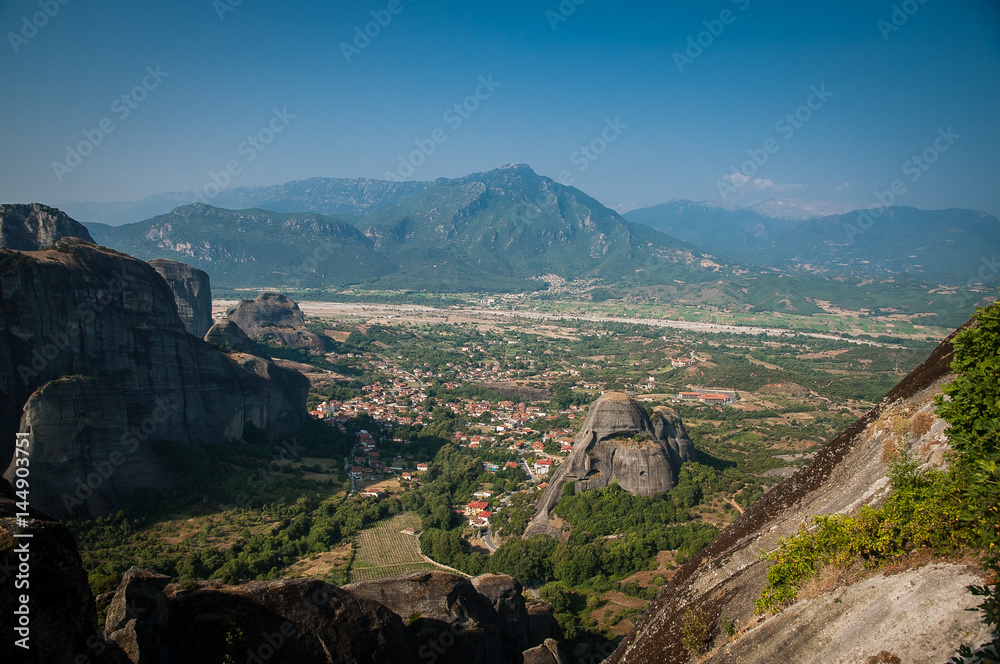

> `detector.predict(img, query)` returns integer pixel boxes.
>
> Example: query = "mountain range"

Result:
[61,164,998,326]
[625,200,1000,285]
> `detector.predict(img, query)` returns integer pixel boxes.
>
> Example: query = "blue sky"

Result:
[2,0,999,216]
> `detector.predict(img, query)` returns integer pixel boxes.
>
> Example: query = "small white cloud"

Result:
[721,174,802,192]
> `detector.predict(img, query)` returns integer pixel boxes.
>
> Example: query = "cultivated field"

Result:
[347,513,437,582]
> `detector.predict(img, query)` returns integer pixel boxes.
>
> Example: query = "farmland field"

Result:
[347,513,438,582]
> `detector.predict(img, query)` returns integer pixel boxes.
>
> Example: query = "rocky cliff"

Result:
[0,203,94,250]
[344,571,537,664]
[226,292,327,351]
[0,480,128,664]
[0,236,308,517]
[608,325,993,664]
[0,493,553,664]
[523,393,695,539]
[147,258,213,337]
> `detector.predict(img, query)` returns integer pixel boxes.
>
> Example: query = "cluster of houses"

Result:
[676,388,736,405]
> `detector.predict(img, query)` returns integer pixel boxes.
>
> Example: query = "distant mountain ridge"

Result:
[626,200,1000,285]
[86,165,718,292]
[59,177,430,225]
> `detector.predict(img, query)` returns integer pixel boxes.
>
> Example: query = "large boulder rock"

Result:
[0,480,127,664]
[102,572,420,664]
[147,258,213,337]
[226,292,327,351]
[343,571,520,664]
[473,573,529,652]
[522,639,568,664]
[204,319,266,356]
[0,203,93,250]
[523,392,694,538]
[0,237,308,517]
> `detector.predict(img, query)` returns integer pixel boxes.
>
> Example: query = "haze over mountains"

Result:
[79,164,999,328]
[625,200,1000,285]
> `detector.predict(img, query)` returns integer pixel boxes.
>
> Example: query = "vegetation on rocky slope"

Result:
[756,298,1000,659]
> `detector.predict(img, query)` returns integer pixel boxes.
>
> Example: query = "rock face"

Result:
[0,237,308,517]
[100,572,419,664]
[609,324,993,664]
[147,258,213,337]
[0,203,94,250]
[226,292,327,351]
[343,571,531,664]
[523,393,694,538]
[0,480,127,664]
[205,319,267,356]
[522,639,568,664]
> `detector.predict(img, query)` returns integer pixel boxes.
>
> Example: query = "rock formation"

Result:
[608,324,993,664]
[226,292,327,351]
[205,318,267,356]
[0,203,94,250]
[0,235,308,517]
[343,571,528,664]
[0,480,128,664]
[101,570,419,664]
[147,258,213,337]
[523,393,695,538]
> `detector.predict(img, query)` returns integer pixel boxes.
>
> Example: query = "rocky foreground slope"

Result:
[0,481,563,664]
[609,324,992,664]
[0,230,308,517]
[524,393,695,539]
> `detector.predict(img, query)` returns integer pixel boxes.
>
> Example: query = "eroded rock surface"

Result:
[0,238,308,516]
[101,571,419,664]
[148,258,213,337]
[0,203,94,250]
[523,392,695,538]
[226,292,327,351]
[609,323,993,664]
[344,571,529,664]
[0,481,127,664]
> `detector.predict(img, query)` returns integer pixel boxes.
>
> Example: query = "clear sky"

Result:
[2,0,999,216]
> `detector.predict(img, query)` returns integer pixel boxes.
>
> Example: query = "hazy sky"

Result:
[2,0,999,215]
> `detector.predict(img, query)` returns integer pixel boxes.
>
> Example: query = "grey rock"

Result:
[226,292,327,351]
[0,480,128,664]
[523,392,694,538]
[147,258,213,337]
[472,573,529,652]
[0,203,94,250]
[343,571,512,664]
[205,319,267,357]
[103,574,420,664]
[523,639,568,664]
[0,240,308,516]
